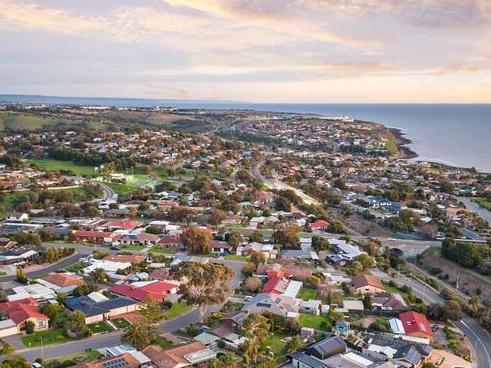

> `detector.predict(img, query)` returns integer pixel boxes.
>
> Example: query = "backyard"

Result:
[299,313,331,331]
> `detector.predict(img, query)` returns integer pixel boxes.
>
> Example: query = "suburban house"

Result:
[367,334,433,367]
[236,242,278,259]
[372,293,408,312]
[37,272,84,295]
[74,230,114,245]
[73,352,147,368]
[142,342,216,368]
[0,298,49,337]
[242,292,301,318]
[65,292,139,324]
[262,275,302,298]
[210,240,231,255]
[103,254,147,265]
[113,232,159,246]
[399,311,433,341]
[157,234,182,249]
[310,219,330,231]
[0,248,39,265]
[299,299,322,315]
[110,280,179,302]
[104,219,143,231]
[352,274,385,294]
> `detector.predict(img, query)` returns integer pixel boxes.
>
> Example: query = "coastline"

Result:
[388,127,418,159]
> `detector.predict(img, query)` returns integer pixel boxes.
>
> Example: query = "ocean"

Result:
[1,95,490,173]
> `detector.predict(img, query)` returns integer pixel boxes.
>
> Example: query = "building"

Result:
[310,219,330,231]
[65,293,139,324]
[372,293,408,312]
[73,353,146,368]
[352,274,385,294]
[104,219,143,231]
[0,298,49,336]
[74,230,113,245]
[242,292,301,318]
[38,272,84,295]
[262,276,302,298]
[399,311,433,341]
[142,342,216,368]
[110,280,179,302]
[103,254,147,265]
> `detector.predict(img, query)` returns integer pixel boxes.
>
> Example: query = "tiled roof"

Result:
[0,298,48,324]
[352,274,384,290]
[399,311,433,337]
[41,273,84,288]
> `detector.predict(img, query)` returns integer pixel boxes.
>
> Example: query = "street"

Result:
[4,257,245,362]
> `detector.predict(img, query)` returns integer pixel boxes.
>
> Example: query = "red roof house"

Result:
[74,230,113,244]
[0,298,49,333]
[310,219,330,231]
[262,276,290,295]
[110,281,179,302]
[399,311,433,340]
[105,219,143,231]
[157,234,182,248]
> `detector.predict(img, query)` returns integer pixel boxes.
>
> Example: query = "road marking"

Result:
[460,319,491,368]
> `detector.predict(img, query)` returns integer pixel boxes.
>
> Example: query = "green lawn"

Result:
[64,261,90,273]
[265,332,288,356]
[299,313,331,331]
[102,181,139,195]
[123,245,145,251]
[88,321,114,334]
[0,111,58,130]
[112,318,132,329]
[28,159,96,176]
[153,336,174,348]
[472,197,491,212]
[149,246,174,254]
[225,254,250,262]
[22,329,71,347]
[298,288,317,301]
[163,302,192,320]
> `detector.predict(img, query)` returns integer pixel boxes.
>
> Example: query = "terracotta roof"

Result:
[110,281,177,301]
[0,298,48,325]
[399,311,433,338]
[73,353,140,368]
[75,230,113,238]
[352,274,384,290]
[143,342,207,368]
[150,268,170,280]
[262,276,289,294]
[105,219,143,230]
[157,235,182,246]
[41,273,84,288]
[311,219,330,229]
[104,254,147,264]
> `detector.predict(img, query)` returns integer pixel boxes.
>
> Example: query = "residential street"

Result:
[4,258,245,362]
[372,269,491,368]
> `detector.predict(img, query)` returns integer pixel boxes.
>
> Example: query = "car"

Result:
[110,245,120,251]
[244,296,253,302]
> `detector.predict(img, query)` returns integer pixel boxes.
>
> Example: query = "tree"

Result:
[139,296,164,323]
[245,276,262,292]
[15,267,27,284]
[242,262,256,276]
[363,293,372,309]
[25,320,35,334]
[174,262,234,322]
[444,300,462,321]
[354,254,375,270]
[65,311,90,338]
[210,208,226,230]
[0,355,30,368]
[272,222,300,248]
[250,231,263,243]
[167,206,196,226]
[312,236,331,252]
[40,303,65,328]
[90,268,108,283]
[328,220,345,234]
[250,252,266,266]
[241,313,271,365]
[180,227,212,254]
[227,231,243,249]
[286,335,304,353]
[121,321,158,350]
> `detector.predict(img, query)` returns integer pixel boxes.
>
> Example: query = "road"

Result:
[0,248,91,282]
[7,256,245,362]
[461,198,491,224]
[96,182,117,201]
[251,159,319,206]
[372,269,491,368]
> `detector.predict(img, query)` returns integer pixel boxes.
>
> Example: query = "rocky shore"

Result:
[389,127,418,159]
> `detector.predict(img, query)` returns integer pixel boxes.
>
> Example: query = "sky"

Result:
[0,0,490,103]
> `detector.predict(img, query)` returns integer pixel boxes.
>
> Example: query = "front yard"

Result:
[112,318,132,329]
[88,321,114,334]
[163,302,192,320]
[22,329,71,347]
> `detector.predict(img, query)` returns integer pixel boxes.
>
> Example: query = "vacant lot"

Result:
[29,159,96,176]
[419,247,491,300]
[0,111,58,130]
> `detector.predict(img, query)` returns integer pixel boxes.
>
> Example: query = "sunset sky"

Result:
[1,0,490,103]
